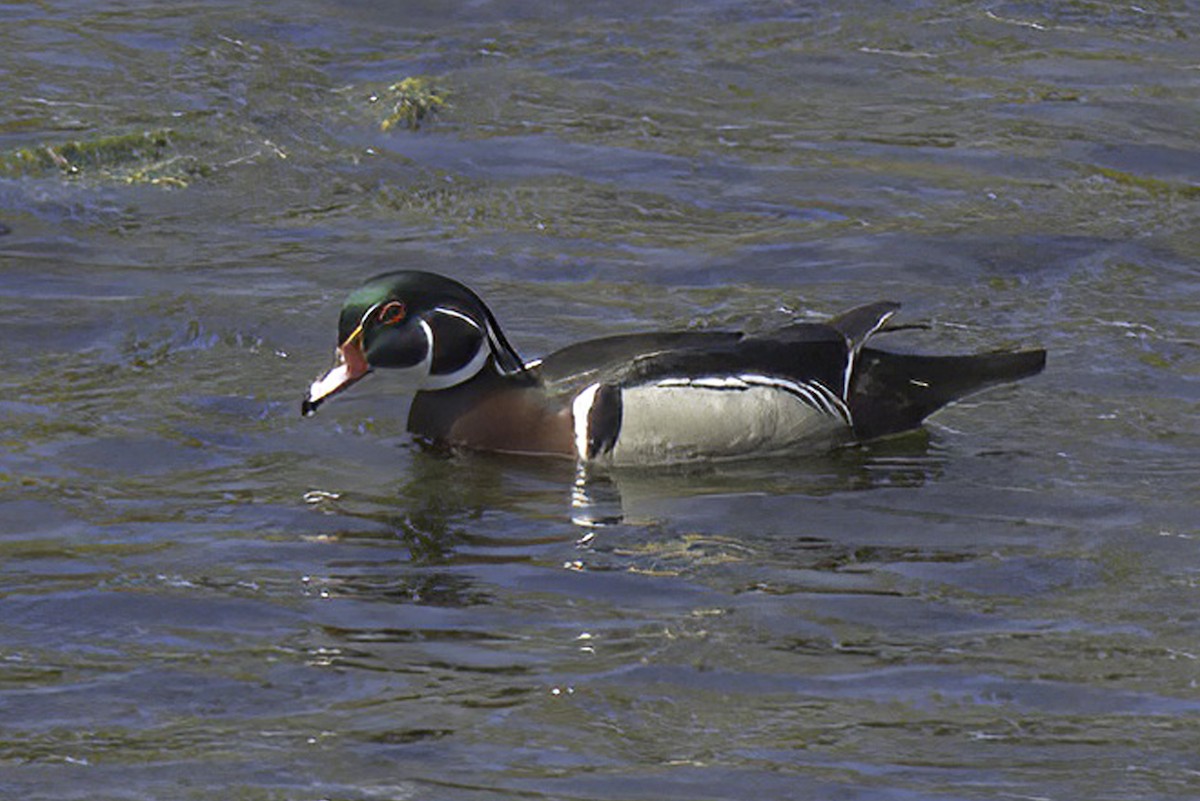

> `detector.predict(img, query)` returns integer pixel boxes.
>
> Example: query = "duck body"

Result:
[303,271,1046,465]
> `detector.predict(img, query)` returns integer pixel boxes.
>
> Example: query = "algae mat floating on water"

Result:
[373,76,449,132]
[0,128,210,187]
[0,76,449,189]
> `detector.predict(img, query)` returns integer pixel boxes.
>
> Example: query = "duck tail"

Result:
[847,346,1046,440]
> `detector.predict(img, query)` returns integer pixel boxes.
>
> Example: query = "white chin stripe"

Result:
[422,308,491,390]
[424,341,488,390]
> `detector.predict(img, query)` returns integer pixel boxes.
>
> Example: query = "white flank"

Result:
[653,374,850,425]
[738,374,851,424]
[571,382,602,460]
[611,375,852,465]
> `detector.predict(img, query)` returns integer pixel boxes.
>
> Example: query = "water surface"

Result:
[1,2,1198,799]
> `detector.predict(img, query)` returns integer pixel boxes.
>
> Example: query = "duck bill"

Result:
[301,332,370,416]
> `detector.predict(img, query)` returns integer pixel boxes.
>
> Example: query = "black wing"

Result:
[536,325,858,401]
[534,303,902,401]
[535,331,743,398]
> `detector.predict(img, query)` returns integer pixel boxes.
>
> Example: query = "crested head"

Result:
[301,270,525,416]
[337,271,485,343]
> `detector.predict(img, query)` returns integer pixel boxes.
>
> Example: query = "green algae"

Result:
[0,128,211,187]
[1093,166,1200,200]
[375,76,449,132]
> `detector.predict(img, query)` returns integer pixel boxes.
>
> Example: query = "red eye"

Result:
[376,301,406,325]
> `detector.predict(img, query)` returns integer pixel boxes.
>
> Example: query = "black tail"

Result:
[848,347,1046,440]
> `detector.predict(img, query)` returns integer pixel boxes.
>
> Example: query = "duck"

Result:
[301,270,1045,465]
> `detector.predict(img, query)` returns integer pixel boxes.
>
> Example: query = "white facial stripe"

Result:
[433,306,483,331]
[484,325,522,375]
[415,318,436,376]
[359,301,385,327]
[488,327,512,369]
[432,306,523,377]
[572,382,602,460]
[420,308,487,390]
[419,314,491,390]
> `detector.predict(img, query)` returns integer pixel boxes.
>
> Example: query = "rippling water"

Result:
[1,1,1197,799]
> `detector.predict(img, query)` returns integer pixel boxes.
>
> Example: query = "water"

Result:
[1,1,1197,799]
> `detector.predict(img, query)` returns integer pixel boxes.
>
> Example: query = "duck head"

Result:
[302,270,524,416]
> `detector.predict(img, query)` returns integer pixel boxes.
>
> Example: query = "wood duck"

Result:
[302,270,1046,465]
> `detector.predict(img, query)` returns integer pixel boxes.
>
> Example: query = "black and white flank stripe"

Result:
[571,371,854,464]
[652,373,852,426]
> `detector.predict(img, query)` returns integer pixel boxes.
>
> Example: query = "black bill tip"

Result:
[301,396,322,417]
